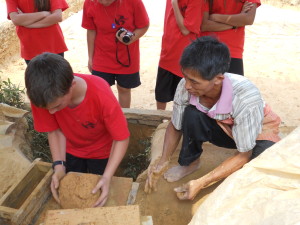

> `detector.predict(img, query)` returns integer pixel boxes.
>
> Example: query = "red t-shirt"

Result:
[31,74,130,159]
[202,0,261,59]
[6,0,68,60]
[82,0,149,74]
[159,0,204,78]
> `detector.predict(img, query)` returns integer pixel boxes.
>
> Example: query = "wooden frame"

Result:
[0,159,52,225]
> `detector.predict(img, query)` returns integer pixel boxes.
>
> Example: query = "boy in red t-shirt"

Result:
[155,0,204,110]
[25,53,130,207]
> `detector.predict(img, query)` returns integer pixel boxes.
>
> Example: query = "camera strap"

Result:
[115,39,131,67]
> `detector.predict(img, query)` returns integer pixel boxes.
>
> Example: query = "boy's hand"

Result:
[92,176,111,207]
[51,165,66,204]
[144,158,169,193]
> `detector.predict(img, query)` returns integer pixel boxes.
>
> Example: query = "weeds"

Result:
[123,138,151,180]
[24,113,51,162]
[0,78,25,109]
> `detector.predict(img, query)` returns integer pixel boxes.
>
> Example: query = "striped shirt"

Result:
[172,73,280,152]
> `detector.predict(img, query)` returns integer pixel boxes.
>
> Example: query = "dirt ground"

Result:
[0,0,300,224]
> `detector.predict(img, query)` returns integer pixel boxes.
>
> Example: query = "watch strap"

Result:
[52,160,66,170]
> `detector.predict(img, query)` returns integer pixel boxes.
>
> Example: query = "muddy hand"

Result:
[144,158,169,194]
[174,180,199,200]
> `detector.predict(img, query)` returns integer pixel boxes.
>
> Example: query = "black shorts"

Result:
[66,153,108,175]
[155,67,182,102]
[228,58,244,76]
[92,70,141,89]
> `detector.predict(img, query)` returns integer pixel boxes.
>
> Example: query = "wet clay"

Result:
[59,172,101,209]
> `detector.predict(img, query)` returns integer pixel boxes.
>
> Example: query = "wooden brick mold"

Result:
[0,159,52,225]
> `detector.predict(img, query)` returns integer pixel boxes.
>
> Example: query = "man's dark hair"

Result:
[25,52,74,107]
[180,36,230,80]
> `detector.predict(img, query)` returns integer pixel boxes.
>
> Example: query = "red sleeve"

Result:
[183,0,203,34]
[6,0,18,19]
[82,0,96,30]
[133,0,149,29]
[31,103,59,132]
[50,0,69,12]
[102,98,130,141]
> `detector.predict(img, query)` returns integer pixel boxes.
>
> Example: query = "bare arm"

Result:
[9,11,50,26]
[172,0,190,35]
[48,129,67,203]
[209,2,257,27]
[201,11,234,32]
[92,137,129,207]
[87,29,96,72]
[24,9,63,28]
[175,150,252,200]
[145,122,182,193]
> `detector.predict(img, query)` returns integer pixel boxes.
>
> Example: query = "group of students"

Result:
[6,0,281,206]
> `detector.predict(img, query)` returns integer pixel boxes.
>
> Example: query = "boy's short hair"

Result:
[25,53,74,107]
[180,36,230,80]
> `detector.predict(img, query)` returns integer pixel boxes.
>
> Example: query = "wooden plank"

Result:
[44,205,141,225]
[12,169,52,225]
[0,206,17,220]
[36,161,52,173]
[0,164,45,208]
[0,159,42,207]
[127,182,140,205]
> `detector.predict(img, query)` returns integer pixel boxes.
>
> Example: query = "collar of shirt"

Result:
[189,74,233,119]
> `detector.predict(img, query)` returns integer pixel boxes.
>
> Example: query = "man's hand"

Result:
[51,165,66,204]
[92,176,111,207]
[174,179,203,200]
[144,158,170,193]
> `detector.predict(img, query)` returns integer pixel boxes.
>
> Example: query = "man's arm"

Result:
[144,122,182,193]
[87,29,96,72]
[174,150,252,200]
[209,2,257,27]
[92,137,129,207]
[9,11,50,26]
[24,9,63,28]
[48,129,67,203]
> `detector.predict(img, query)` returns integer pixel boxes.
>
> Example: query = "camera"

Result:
[117,27,134,43]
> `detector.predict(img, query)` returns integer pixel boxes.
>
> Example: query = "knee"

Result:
[117,85,131,94]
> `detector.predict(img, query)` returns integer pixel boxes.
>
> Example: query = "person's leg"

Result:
[155,67,182,110]
[117,84,131,108]
[251,140,275,159]
[87,158,109,175]
[66,153,88,173]
[164,105,237,182]
[25,59,30,65]
[228,58,244,76]
[116,72,141,108]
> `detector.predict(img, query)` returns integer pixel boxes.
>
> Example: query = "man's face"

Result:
[98,0,116,6]
[46,91,72,114]
[182,68,218,97]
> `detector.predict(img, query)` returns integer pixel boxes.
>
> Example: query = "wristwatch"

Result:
[52,160,66,170]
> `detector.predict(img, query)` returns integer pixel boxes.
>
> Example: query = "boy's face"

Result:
[46,91,73,114]
[182,68,223,97]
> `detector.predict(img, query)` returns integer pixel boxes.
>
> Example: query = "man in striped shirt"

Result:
[145,36,281,200]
